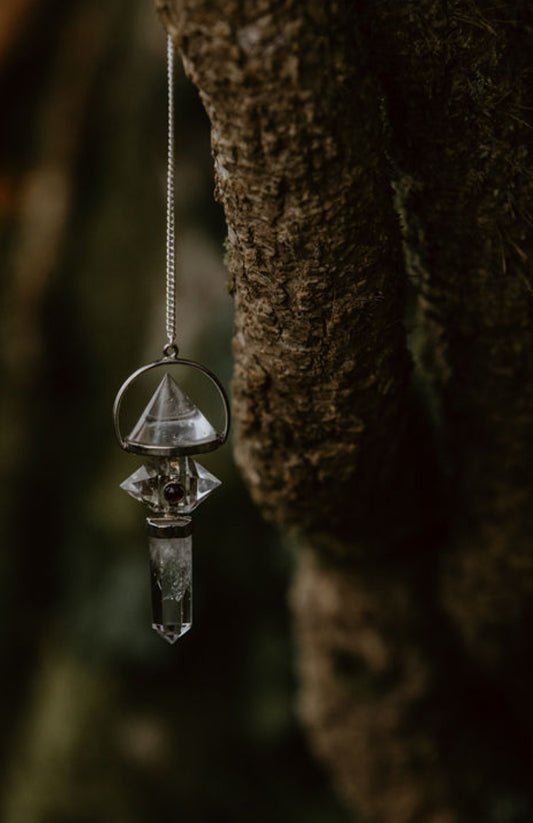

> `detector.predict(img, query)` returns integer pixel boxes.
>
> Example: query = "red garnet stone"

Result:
[163,481,185,505]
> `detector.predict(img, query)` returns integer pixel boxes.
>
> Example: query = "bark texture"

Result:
[363,0,533,671]
[161,0,420,550]
[158,1,533,821]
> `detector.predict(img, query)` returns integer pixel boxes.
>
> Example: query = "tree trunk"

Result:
[157,1,533,821]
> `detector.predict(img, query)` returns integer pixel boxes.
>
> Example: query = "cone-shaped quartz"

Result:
[148,517,192,643]
[126,373,218,453]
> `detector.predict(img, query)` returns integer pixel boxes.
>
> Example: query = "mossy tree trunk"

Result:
[158,1,533,821]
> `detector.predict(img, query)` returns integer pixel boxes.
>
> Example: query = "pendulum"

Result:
[113,359,229,644]
[112,35,230,644]
[112,36,230,644]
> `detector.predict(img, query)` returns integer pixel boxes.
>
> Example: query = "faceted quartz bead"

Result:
[148,517,192,643]
[120,456,220,515]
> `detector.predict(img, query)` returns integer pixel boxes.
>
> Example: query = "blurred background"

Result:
[0,1,354,821]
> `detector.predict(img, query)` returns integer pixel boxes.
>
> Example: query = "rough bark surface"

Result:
[161,0,420,550]
[362,0,533,671]
[158,1,533,821]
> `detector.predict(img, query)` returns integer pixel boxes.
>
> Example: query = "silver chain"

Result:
[164,34,178,357]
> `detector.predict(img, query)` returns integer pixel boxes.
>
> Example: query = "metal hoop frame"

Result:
[113,356,231,456]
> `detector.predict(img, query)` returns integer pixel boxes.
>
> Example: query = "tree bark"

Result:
[160,0,421,544]
[158,1,533,821]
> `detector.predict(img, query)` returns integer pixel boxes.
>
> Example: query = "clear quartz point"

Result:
[148,517,192,643]
[121,456,220,514]
[126,373,218,451]
[120,464,159,506]
[195,461,221,507]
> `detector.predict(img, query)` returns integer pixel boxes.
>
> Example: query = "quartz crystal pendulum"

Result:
[114,366,229,643]
[112,35,230,644]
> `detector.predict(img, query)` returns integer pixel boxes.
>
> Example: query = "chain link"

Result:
[165,34,177,354]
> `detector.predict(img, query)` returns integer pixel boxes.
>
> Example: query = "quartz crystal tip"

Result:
[152,622,191,644]
[148,517,193,645]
